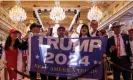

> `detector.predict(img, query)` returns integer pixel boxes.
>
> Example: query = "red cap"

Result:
[9,29,19,34]
[128,29,133,32]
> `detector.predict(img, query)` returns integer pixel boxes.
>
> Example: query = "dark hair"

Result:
[90,20,98,25]
[99,30,106,36]
[91,20,97,22]
[57,26,65,31]
[4,36,20,50]
[79,24,90,37]
[30,23,42,30]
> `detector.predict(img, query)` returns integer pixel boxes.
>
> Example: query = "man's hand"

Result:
[3,61,7,68]
[110,45,116,52]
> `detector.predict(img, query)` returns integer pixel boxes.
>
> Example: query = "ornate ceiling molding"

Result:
[98,1,133,30]
[33,7,79,31]
[0,5,26,33]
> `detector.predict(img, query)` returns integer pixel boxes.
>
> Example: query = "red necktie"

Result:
[117,35,120,57]
[22,50,27,63]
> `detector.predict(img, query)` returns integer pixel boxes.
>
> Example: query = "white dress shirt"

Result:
[90,31,97,37]
[114,34,127,56]
[81,35,88,38]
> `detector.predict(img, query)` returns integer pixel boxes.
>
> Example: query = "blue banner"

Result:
[29,35,107,79]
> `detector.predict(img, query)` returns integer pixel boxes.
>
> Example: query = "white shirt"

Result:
[114,34,127,56]
[90,31,97,37]
[81,35,88,38]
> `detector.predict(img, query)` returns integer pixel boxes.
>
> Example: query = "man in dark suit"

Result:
[90,20,99,37]
[48,26,67,80]
[57,26,67,80]
[128,28,133,80]
[106,22,132,80]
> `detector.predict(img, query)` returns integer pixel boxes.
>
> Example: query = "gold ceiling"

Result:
[0,1,124,30]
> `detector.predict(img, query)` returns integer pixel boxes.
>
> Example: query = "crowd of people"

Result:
[0,20,133,80]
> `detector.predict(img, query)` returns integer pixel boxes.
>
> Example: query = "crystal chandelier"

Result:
[50,1,66,37]
[9,0,27,23]
[87,4,103,21]
[49,1,66,23]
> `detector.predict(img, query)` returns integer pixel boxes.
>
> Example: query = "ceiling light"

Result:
[9,0,27,23]
[87,4,103,21]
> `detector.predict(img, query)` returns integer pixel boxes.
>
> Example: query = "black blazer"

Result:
[106,34,132,63]
[90,30,99,36]
[19,40,28,50]
[96,30,99,36]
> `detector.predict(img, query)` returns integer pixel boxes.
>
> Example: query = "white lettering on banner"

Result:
[44,52,54,64]
[67,54,78,66]
[60,38,73,50]
[79,56,90,66]
[47,38,102,52]
[55,54,67,65]
[44,52,90,66]
[80,40,89,52]
[72,41,80,51]
[47,38,59,49]
[89,39,102,52]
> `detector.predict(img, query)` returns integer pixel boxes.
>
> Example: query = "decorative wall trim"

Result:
[98,2,133,30]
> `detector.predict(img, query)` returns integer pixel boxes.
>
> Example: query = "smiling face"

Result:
[31,27,41,34]
[57,27,65,38]
[129,30,133,39]
[112,26,121,35]
[80,25,89,36]
[90,20,98,31]
[10,32,18,41]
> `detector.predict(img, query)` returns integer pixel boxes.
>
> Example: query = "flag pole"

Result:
[103,54,108,80]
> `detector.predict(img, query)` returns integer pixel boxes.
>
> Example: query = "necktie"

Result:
[116,35,120,57]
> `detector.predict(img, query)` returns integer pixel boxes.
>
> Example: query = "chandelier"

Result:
[87,5,103,21]
[49,1,66,23]
[50,1,66,37]
[9,1,27,23]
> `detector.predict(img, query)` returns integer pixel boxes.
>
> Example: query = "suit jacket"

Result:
[90,30,99,37]
[19,40,28,50]
[96,30,99,36]
[106,34,132,64]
